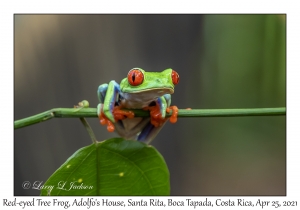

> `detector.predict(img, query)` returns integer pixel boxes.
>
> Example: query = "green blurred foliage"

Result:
[182,15,285,195]
[199,15,285,108]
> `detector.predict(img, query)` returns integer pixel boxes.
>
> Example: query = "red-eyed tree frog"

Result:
[97,68,179,144]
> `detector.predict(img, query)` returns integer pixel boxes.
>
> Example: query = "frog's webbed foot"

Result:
[98,103,115,132]
[98,103,135,132]
[112,106,135,121]
[166,106,179,123]
[143,103,168,127]
[144,95,179,127]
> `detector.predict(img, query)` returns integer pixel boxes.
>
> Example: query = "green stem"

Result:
[79,117,97,144]
[14,107,286,130]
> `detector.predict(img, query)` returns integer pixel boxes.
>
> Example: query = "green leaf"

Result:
[40,138,170,195]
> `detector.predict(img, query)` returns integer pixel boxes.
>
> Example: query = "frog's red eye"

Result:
[171,70,179,85]
[128,69,144,86]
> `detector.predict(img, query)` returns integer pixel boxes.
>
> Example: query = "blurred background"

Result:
[14,14,286,195]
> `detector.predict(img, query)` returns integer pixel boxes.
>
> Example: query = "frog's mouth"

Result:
[126,87,173,94]
[121,87,174,102]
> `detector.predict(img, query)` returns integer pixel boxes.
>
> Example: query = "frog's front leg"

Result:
[97,83,114,131]
[97,81,119,123]
[144,94,178,127]
[97,81,134,132]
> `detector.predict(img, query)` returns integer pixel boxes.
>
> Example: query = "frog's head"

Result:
[120,68,179,101]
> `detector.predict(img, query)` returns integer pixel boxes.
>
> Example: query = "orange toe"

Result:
[113,106,134,121]
[166,106,178,123]
[99,111,115,132]
[144,104,168,127]
[99,106,135,132]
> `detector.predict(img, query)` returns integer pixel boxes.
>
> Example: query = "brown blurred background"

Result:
[14,14,286,195]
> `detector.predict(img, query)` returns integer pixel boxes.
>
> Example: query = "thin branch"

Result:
[79,117,97,144]
[14,107,286,130]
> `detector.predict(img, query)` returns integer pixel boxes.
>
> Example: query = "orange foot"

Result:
[99,106,134,132]
[144,103,166,127]
[144,104,179,127]
[99,111,115,132]
[166,106,179,123]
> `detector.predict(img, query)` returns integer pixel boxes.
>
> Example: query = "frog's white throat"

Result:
[120,88,173,109]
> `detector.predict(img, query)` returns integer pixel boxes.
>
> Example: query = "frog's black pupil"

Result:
[132,72,135,82]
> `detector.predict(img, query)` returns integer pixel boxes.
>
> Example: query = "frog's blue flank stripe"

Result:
[137,122,154,142]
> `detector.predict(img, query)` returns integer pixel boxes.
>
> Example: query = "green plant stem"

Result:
[14,107,286,130]
[79,117,97,144]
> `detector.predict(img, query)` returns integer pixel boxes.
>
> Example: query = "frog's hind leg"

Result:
[114,116,166,144]
[114,117,150,140]
[137,93,171,144]
[137,120,167,144]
